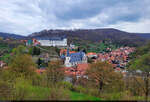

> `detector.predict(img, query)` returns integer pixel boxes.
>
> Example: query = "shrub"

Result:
[57,81,73,90]
[11,77,51,100]
[31,74,45,86]
[48,87,70,100]
[87,88,100,97]
[120,90,133,100]
[109,92,122,100]
[0,80,13,100]
[100,92,122,100]
[12,77,32,100]
[72,85,86,94]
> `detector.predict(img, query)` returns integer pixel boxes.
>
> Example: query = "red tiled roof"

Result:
[96,47,135,69]
[63,63,89,76]
[36,69,46,74]
[60,49,76,55]
[86,52,97,56]
[116,68,121,71]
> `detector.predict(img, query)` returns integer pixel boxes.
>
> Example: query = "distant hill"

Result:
[135,33,150,39]
[28,28,147,47]
[0,32,25,39]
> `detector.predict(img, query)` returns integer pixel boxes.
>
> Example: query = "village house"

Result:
[26,39,33,46]
[64,63,89,81]
[0,61,6,68]
[69,43,77,49]
[36,69,46,74]
[86,52,97,58]
[60,49,76,56]
[32,38,41,46]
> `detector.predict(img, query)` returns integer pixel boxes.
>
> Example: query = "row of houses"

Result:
[61,47,135,77]
[97,47,135,71]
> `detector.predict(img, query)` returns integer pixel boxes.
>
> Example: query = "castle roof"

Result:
[35,36,67,40]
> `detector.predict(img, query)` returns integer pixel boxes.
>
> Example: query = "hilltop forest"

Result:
[29,28,147,47]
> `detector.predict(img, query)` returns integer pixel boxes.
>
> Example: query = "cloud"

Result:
[107,18,150,33]
[0,0,150,35]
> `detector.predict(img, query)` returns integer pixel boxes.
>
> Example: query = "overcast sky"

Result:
[0,0,150,36]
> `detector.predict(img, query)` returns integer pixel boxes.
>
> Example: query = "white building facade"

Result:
[36,37,67,47]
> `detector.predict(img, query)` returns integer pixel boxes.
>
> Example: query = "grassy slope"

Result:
[24,86,50,100]
[19,85,101,100]
[70,91,101,101]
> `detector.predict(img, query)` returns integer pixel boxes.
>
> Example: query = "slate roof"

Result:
[60,55,65,59]
[35,36,67,40]
[68,52,85,63]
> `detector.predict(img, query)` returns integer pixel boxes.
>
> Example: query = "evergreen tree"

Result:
[83,48,87,53]
[77,47,80,52]
[37,58,42,68]
[32,47,40,55]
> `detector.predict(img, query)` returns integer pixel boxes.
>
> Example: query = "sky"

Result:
[0,0,150,36]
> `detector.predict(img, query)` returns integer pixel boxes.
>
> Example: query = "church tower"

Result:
[65,47,71,67]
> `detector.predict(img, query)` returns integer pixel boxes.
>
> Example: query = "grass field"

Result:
[24,86,51,100]
[70,91,101,101]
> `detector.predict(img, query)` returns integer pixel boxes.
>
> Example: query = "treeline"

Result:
[0,38,25,63]
[74,39,119,53]
[127,42,150,101]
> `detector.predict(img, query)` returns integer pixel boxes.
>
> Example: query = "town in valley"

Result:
[1,0,150,101]
[0,36,135,78]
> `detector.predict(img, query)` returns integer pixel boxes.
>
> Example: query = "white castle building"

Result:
[36,36,67,47]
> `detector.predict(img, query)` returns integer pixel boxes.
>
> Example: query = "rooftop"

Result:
[35,36,67,40]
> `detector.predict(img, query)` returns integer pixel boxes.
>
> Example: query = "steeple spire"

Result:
[67,46,70,56]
